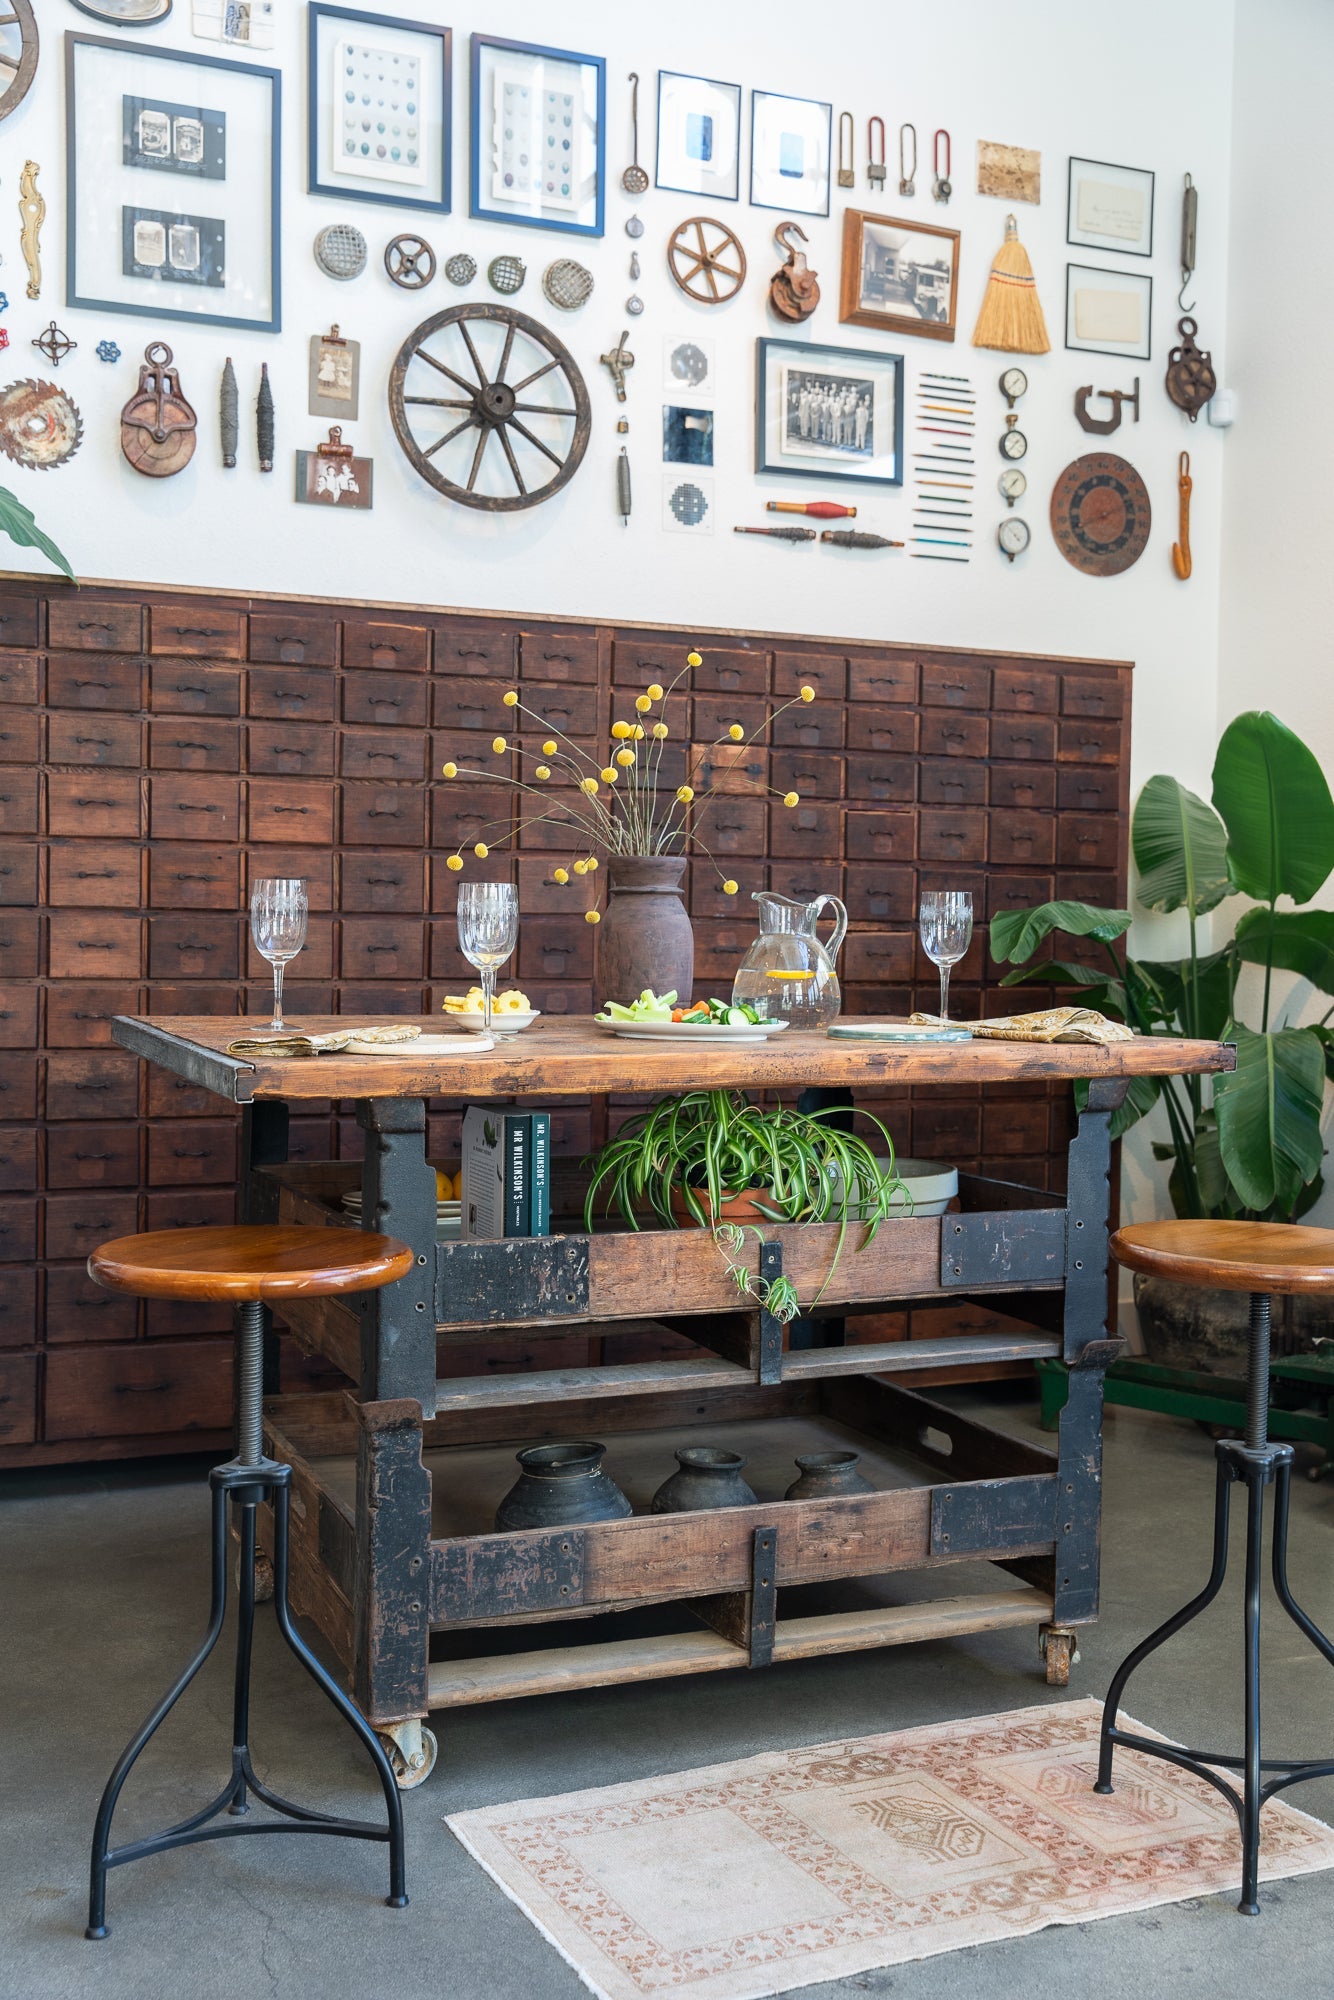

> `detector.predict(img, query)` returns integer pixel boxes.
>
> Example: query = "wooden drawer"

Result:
[919,759,985,806]
[921,660,990,709]
[770,801,839,857]
[0,771,38,834]
[342,782,425,848]
[515,856,597,916]
[340,728,426,781]
[0,710,39,764]
[148,914,240,981]
[846,707,919,755]
[44,983,139,1048]
[149,606,244,658]
[843,932,914,983]
[516,917,593,983]
[46,1121,138,1189]
[48,598,142,652]
[146,1065,224,1119]
[847,656,917,704]
[45,1190,138,1260]
[0,652,38,705]
[0,912,38,978]
[613,641,766,694]
[691,920,753,981]
[1062,673,1125,719]
[1057,766,1120,812]
[770,748,843,799]
[0,1053,35,1119]
[345,620,429,672]
[246,722,335,776]
[147,1118,238,1187]
[48,653,141,711]
[45,1337,233,1441]
[991,764,1056,811]
[992,665,1059,713]
[248,612,337,666]
[48,771,141,840]
[45,1264,137,1344]
[438,626,517,674]
[48,912,142,981]
[0,987,36,1050]
[920,809,987,863]
[0,1127,35,1194]
[919,712,988,760]
[245,850,332,908]
[846,811,915,862]
[342,852,424,912]
[1058,719,1122,766]
[518,631,598,683]
[0,1268,37,1349]
[1057,816,1120,869]
[990,715,1055,762]
[45,1051,138,1122]
[688,862,765,919]
[144,1297,233,1339]
[693,694,768,742]
[773,651,846,702]
[0,1197,38,1263]
[431,786,512,852]
[340,918,423,981]
[248,778,335,846]
[248,666,336,721]
[0,1352,36,1444]
[910,1098,981,1155]
[47,713,141,767]
[149,774,238,842]
[148,844,238,910]
[517,683,600,737]
[343,671,427,728]
[985,874,1053,922]
[0,845,36,906]
[843,864,916,923]
[989,811,1056,867]
[0,595,40,651]
[504,982,592,1021]
[982,1098,1050,1156]
[149,718,240,772]
[770,701,843,751]
[337,984,422,1019]
[143,1189,238,1234]
[149,662,241,716]
[703,797,767,856]
[688,742,767,797]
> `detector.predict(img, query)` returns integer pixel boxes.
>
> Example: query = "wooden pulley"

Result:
[768,222,820,324]
[121,342,197,478]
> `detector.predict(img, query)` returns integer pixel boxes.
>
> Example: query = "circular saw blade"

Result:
[0,378,83,470]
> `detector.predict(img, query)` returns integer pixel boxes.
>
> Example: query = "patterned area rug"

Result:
[446,1700,1334,2000]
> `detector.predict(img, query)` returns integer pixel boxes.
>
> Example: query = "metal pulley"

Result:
[120,341,197,478]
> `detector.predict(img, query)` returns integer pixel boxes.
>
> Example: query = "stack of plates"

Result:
[341,1189,462,1239]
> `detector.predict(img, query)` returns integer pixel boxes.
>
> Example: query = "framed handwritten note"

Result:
[1067,156,1154,258]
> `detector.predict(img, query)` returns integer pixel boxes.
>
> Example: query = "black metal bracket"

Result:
[749,1525,778,1667]
[940,1207,1066,1288]
[757,1241,785,1384]
[930,1475,1057,1557]
[355,1098,438,1409]
[434,1528,585,1622]
[435,1236,590,1326]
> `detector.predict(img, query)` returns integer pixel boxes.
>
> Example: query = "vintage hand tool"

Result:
[622,75,649,194]
[1074,378,1140,435]
[734,525,815,542]
[867,117,886,191]
[1172,450,1192,579]
[899,123,917,196]
[766,499,856,518]
[600,331,635,401]
[821,530,903,549]
[616,446,632,526]
[932,129,952,202]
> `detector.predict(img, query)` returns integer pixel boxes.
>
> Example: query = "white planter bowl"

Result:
[829,1156,959,1218]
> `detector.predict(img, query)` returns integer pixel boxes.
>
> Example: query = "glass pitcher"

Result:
[731,891,848,1030]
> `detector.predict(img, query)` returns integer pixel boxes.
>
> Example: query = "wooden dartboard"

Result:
[1050,452,1151,576]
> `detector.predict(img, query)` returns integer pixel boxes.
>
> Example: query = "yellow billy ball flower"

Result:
[615,747,636,767]
[534,764,552,780]
[676,785,694,804]
[441,761,458,779]
[502,690,519,708]
[647,682,664,701]
[722,879,739,896]
[573,860,588,875]
[632,723,646,740]
[542,740,558,758]
[600,765,617,783]
[584,909,601,925]
[686,650,702,667]
[585,856,598,871]
[652,722,668,739]
[611,720,631,740]
[553,867,569,885]
[634,694,652,714]
[799,684,815,703]
[445,853,463,872]
[581,776,599,795]
[728,723,744,742]
[491,736,507,754]
[783,790,800,808]
[473,842,489,859]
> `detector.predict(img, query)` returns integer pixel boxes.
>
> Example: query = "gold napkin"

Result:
[225,1024,422,1059]
[909,1005,1134,1046]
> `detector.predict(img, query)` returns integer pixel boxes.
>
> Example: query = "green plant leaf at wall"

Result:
[1212,710,1334,906]
[1234,908,1334,1005]
[990,900,1130,966]
[1213,1022,1326,1214]
[0,486,75,583]
[1132,775,1231,917]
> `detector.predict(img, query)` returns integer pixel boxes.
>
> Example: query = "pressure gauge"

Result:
[999,426,1028,461]
[998,516,1031,562]
[999,467,1027,507]
[999,366,1028,408]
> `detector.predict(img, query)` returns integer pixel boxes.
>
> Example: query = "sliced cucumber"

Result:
[726,1006,752,1026]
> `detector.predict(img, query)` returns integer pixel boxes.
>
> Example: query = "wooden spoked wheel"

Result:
[389,303,590,512]
[667,217,747,305]
[0,0,37,124]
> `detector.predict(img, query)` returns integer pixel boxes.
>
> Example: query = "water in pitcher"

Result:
[731,892,848,1030]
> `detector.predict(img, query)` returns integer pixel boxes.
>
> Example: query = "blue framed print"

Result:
[755,337,904,487]
[656,70,741,202]
[750,89,831,217]
[469,33,605,237]
[308,5,451,214]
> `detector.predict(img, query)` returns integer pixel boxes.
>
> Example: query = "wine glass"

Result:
[457,881,519,1035]
[249,878,308,1032]
[918,890,973,1025]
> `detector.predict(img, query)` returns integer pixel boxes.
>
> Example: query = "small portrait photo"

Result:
[122,94,227,180]
[663,405,714,466]
[780,366,874,461]
[839,210,959,343]
[122,205,226,288]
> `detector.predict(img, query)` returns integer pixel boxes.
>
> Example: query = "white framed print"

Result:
[1065,263,1153,360]
[656,71,741,202]
[750,89,831,217]
[1067,156,1154,259]
[755,336,904,487]
[65,31,280,333]
[308,5,450,213]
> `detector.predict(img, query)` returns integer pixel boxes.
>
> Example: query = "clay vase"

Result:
[651,1445,757,1514]
[594,854,694,1013]
[494,1440,633,1531]
[784,1450,873,1501]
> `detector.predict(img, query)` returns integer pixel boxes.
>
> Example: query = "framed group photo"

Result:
[839,209,960,342]
[755,336,904,487]
[65,31,280,332]
[655,69,741,201]
[469,33,605,236]
[307,4,451,213]
[750,88,831,217]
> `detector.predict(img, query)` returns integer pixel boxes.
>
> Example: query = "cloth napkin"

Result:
[909,1005,1134,1046]
[225,1023,422,1059]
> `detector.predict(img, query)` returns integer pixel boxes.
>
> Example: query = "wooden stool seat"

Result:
[88,1225,414,1304]
[1111,1220,1334,1297]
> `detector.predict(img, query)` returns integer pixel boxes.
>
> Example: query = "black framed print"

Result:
[1065,262,1153,360]
[469,34,606,236]
[65,31,280,332]
[750,89,831,217]
[655,70,741,202]
[1066,156,1154,258]
[755,336,904,486]
[308,5,451,214]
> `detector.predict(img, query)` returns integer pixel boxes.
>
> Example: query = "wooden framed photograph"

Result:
[839,209,959,343]
[469,32,605,236]
[655,70,741,202]
[1065,262,1153,360]
[749,89,831,217]
[755,336,903,488]
[1067,156,1154,258]
[308,4,451,214]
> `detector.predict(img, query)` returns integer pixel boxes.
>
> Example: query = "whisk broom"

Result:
[972,214,1050,354]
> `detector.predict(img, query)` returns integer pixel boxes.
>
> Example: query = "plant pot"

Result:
[494,1440,633,1530]
[1134,1273,1327,1379]
[651,1445,757,1513]
[669,1185,775,1227]
[594,854,694,1014]
[784,1450,873,1501]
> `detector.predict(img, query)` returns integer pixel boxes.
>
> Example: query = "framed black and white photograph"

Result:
[66,32,280,332]
[1067,156,1154,258]
[655,70,741,202]
[470,33,605,236]
[750,89,831,217]
[839,208,959,342]
[308,5,450,214]
[755,337,903,487]
[1065,262,1153,360]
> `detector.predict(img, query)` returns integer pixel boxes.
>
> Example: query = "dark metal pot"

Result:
[651,1445,757,1514]
[784,1450,873,1501]
[494,1440,633,1531]
[1134,1274,1327,1379]
[594,853,694,1014]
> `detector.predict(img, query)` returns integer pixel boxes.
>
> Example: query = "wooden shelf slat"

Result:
[782,1333,1062,1380]
[432,1355,751,1413]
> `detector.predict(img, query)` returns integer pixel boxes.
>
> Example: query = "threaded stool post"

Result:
[1247,1293,1272,1450]
[235,1300,265,1468]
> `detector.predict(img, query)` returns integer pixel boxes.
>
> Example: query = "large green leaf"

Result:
[1234,908,1334,1003]
[0,486,75,583]
[1212,710,1334,906]
[1213,1022,1326,1215]
[989,901,1130,967]
[1131,774,1231,916]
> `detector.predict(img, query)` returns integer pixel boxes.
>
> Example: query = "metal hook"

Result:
[867,115,886,190]
[1178,172,1197,313]
[774,220,808,258]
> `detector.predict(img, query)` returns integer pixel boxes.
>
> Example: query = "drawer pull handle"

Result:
[78,620,112,632]
[176,802,218,813]
[173,1148,210,1158]
[367,808,400,819]
[75,1080,111,1092]
[76,870,116,880]
[271,805,309,815]
[75,679,109,691]
[173,871,216,882]
[170,625,223,639]
[366,751,397,762]
[544,650,573,663]
[75,736,111,747]
[173,740,210,752]
[369,698,401,709]
[1012,732,1034,746]
[365,944,396,956]
[366,875,400,886]
[75,1150,111,1161]
[273,690,303,701]
[116,1380,171,1396]
[172,941,214,952]
[454,647,488,660]
[77,941,114,951]
[77,798,117,808]
[174,684,208,696]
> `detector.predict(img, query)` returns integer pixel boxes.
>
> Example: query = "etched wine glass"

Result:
[249,878,308,1032]
[457,881,519,1035]
[918,889,973,1025]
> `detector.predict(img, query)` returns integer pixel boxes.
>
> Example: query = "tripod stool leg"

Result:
[228,1500,261,1816]
[1239,1466,1265,1915]
[1272,1456,1334,1667]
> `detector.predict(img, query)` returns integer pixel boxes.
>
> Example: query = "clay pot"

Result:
[1134,1274,1327,1379]
[784,1450,873,1501]
[594,854,694,1014]
[494,1440,633,1531]
[651,1445,757,1514]
[669,1185,774,1227]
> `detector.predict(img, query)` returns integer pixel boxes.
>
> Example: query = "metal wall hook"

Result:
[867,116,886,191]
[899,122,917,196]
[837,110,854,188]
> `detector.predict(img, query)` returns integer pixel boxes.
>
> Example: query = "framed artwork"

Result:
[1067,156,1154,258]
[750,89,831,217]
[755,336,903,487]
[308,6,450,213]
[1065,262,1153,360]
[655,70,741,201]
[839,209,959,343]
[192,1,275,46]
[65,31,280,332]
[469,33,605,236]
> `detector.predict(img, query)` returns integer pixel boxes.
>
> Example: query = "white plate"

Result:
[593,1016,790,1043]
[340,1031,494,1056]
[445,1010,540,1036]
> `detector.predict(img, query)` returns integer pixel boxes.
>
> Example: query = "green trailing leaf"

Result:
[1234,908,1334,1004]
[989,901,1130,967]
[1212,710,1334,906]
[0,486,75,583]
[1213,1022,1326,1215]
[1132,774,1231,916]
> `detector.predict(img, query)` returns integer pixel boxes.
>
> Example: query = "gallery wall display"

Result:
[755,335,904,488]
[469,34,606,237]
[750,89,831,217]
[1066,156,1154,258]
[1065,262,1152,361]
[838,208,960,342]
[65,32,281,333]
[656,70,742,201]
[307,4,451,214]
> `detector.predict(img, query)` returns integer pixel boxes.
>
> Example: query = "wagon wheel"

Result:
[0,0,38,125]
[385,233,436,290]
[389,302,590,512]
[667,216,747,304]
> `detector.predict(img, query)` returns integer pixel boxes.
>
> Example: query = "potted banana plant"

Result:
[0,487,74,581]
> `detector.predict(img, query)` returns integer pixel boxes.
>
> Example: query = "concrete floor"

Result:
[2,1391,1332,2000]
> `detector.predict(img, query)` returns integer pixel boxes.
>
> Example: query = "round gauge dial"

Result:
[999,467,1027,505]
[1000,427,1028,462]
[998,516,1031,562]
[999,366,1028,406]
[1050,452,1151,576]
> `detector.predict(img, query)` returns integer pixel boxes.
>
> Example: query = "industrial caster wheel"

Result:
[1039,1625,1080,1687]
[231,1536,275,1602]
[377,1720,438,1790]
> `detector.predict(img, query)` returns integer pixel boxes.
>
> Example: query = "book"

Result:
[529,1110,550,1238]
[461,1106,505,1241]
[461,1106,552,1239]
[504,1113,530,1237]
